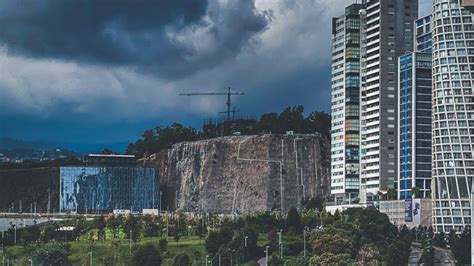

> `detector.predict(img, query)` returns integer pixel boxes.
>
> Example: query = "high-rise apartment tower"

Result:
[359,0,418,199]
[331,4,364,204]
[432,0,474,233]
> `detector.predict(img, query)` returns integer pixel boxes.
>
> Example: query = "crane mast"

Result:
[179,87,245,121]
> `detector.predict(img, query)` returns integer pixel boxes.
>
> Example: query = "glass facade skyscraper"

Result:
[432,0,474,233]
[397,15,433,200]
[398,52,432,199]
[60,167,158,213]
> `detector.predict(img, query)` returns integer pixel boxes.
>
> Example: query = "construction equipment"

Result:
[219,106,239,120]
[179,87,245,121]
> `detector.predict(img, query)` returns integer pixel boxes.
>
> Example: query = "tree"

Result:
[107,215,123,239]
[303,197,325,212]
[123,215,142,243]
[450,227,471,265]
[205,226,233,257]
[131,243,162,266]
[32,243,69,266]
[301,209,320,229]
[258,113,279,133]
[159,238,168,253]
[173,253,191,266]
[433,233,446,248]
[309,252,354,265]
[94,215,106,231]
[101,148,118,155]
[312,233,353,256]
[268,253,284,266]
[278,106,305,133]
[286,207,302,233]
[411,187,422,198]
[356,245,379,265]
[333,209,341,221]
[143,215,159,237]
[305,111,331,137]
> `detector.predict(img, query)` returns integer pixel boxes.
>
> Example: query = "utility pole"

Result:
[47,188,51,214]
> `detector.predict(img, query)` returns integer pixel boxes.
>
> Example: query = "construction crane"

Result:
[179,87,245,121]
[219,106,239,120]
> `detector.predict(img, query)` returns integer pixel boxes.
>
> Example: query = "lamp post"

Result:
[205,255,209,266]
[278,229,283,259]
[304,227,308,258]
[129,230,132,255]
[264,246,269,266]
[28,258,33,266]
[89,251,92,266]
[12,225,16,245]
[159,191,163,214]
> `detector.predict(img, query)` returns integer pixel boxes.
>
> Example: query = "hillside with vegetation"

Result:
[126,105,330,158]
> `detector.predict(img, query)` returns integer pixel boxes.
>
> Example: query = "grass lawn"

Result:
[1,231,302,265]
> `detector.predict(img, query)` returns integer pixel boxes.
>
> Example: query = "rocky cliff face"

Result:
[142,134,330,214]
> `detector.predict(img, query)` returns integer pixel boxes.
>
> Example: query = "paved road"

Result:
[433,246,455,266]
[408,246,422,265]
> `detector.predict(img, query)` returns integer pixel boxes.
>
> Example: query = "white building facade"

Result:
[331,4,364,205]
[432,0,474,233]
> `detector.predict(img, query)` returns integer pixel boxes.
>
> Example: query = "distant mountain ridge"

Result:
[0,138,53,150]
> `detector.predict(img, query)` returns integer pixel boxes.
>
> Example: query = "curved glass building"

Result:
[432,0,474,233]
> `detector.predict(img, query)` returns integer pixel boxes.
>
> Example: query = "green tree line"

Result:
[126,105,330,158]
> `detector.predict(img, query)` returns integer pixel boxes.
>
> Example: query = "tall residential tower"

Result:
[359,0,418,199]
[432,0,474,233]
[331,3,364,204]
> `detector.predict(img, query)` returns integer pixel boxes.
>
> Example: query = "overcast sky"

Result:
[0,0,432,152]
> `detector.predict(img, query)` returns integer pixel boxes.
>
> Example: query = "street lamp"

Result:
[205,255,209,266]
[12,225,16,245]
[278,229,283,259]
[264,246,269,266]
[89,251,92,266]
[303,227,309,258]
[129,230,132,255]
[244,236,248,247]
[28,258,33,266]
[159,191,163,214]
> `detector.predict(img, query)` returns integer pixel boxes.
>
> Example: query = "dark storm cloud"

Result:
[0,0,269,77]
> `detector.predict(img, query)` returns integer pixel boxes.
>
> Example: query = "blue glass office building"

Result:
[398,52,432,199]
[60,167,158,213]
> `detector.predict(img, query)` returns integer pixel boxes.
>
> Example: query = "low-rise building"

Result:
[378,199,432,228]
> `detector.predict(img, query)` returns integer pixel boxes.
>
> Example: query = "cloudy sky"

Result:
[0,0,432,152]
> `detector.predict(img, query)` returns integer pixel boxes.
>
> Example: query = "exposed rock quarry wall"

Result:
[143,134,330,214]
